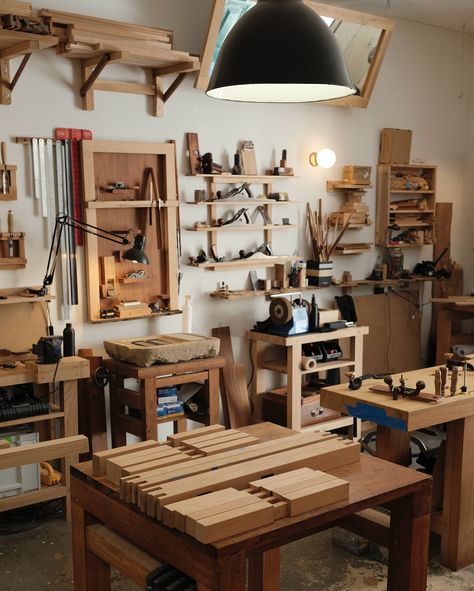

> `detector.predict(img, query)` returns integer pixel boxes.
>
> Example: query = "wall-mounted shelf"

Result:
[191,255,298,271]
[187,174,298,271]
[187,224,299,233]
[39,9,199,117]
[0,29,58,105]
[209,275,436,300]
[376,163,437,247]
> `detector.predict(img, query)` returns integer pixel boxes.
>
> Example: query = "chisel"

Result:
[1,142,9,194]
[7,209,14,257]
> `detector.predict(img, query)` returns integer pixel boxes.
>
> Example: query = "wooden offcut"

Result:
[97,425,353,544]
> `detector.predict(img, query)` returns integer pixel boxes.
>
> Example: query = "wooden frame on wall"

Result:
[195,0,395,108]
[81,140,180,323]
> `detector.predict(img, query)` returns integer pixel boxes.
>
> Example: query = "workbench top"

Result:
[320,365,474,432]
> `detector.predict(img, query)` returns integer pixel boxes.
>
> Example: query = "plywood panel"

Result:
[353,292,421,375]
[0,300,48,353]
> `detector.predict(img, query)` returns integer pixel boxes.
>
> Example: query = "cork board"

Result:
[353,292,421,375]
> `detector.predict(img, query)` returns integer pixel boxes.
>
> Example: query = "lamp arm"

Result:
[59,213,132,246]
[33,213,133,297]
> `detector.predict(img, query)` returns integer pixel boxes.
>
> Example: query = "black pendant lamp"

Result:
[206,0,355,103]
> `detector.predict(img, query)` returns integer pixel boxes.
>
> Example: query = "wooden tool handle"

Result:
[7,210,13,234]
[450,366,459,395]
[1,142,5,167]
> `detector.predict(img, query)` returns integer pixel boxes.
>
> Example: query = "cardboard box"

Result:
[379,128,412,164]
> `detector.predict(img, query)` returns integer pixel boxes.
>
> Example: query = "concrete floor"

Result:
[1,516,474,590]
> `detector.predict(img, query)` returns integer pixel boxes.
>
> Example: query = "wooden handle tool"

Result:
[434,369,441,397]
[1,142,8,194]
[450,366,459,396]
[7,209,13,234]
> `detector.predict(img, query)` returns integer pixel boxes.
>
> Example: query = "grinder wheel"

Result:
[269,297,293,325]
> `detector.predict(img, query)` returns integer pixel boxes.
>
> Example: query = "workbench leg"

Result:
[110,374,126,448]
[143,377,158,441]
[441,416,474,570]
[174,417,187,434]
[250,340,264,421]
[208,367,220,425]
[436,307,452,365]
[71,499,111,591]
[215,552,247,590]
[62,379,79,520]
[248,548,280,591]
[375,425,411,466]
[287,345,302,431]
[387,483,431,591]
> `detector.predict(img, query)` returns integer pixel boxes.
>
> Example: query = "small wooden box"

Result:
[379,128,412,164]
[342,165,371,185]
[262,389,340,428]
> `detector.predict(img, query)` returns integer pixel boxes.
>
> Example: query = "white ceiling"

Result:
[332,0,474,35]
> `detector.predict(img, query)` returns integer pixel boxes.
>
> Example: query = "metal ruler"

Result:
[55,140,70,320]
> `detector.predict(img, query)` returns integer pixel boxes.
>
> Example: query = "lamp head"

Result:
[309,148,336,169]
[123,234,150,265]
[206,0,355,103]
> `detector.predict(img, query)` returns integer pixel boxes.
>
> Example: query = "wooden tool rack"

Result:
[70,422,431,591]
[81,140,181,323]
[0,356,89,517]
[104,356,225,446]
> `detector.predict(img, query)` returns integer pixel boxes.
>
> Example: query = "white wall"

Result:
[0,1,471,365]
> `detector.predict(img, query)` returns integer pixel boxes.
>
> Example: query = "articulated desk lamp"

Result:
[30,212,149,298]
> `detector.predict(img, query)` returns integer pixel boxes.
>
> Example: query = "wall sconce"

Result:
[309,148,336,169]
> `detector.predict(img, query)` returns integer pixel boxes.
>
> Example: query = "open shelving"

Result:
[186,173,300,272]
[376,163,437,247]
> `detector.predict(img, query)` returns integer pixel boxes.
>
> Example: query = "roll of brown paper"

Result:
[301,356,317,370]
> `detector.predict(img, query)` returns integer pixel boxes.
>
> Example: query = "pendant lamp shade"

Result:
[206,0,355,103]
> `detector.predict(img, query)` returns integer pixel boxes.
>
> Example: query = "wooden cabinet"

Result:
[376,164,436,248]
[247,326,368,432]
[0,356,89,516]
[81,140,181,323]
[186,174,299,270]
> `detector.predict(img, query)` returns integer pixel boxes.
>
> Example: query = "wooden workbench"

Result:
[71,423,431,591]
[320,365,474,570]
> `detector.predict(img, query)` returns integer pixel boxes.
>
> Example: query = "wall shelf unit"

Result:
[187,174,299,271]
[81,140,180,323]
[39,9,199,117]
[376,163,437,247]
[0,356,89,517]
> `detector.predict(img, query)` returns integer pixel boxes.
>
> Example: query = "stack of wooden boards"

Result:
[93,425,359,544]
[38,9,200,72]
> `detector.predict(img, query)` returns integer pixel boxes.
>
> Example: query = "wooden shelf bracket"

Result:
[80,53,197,117]
[0,32,57,104]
